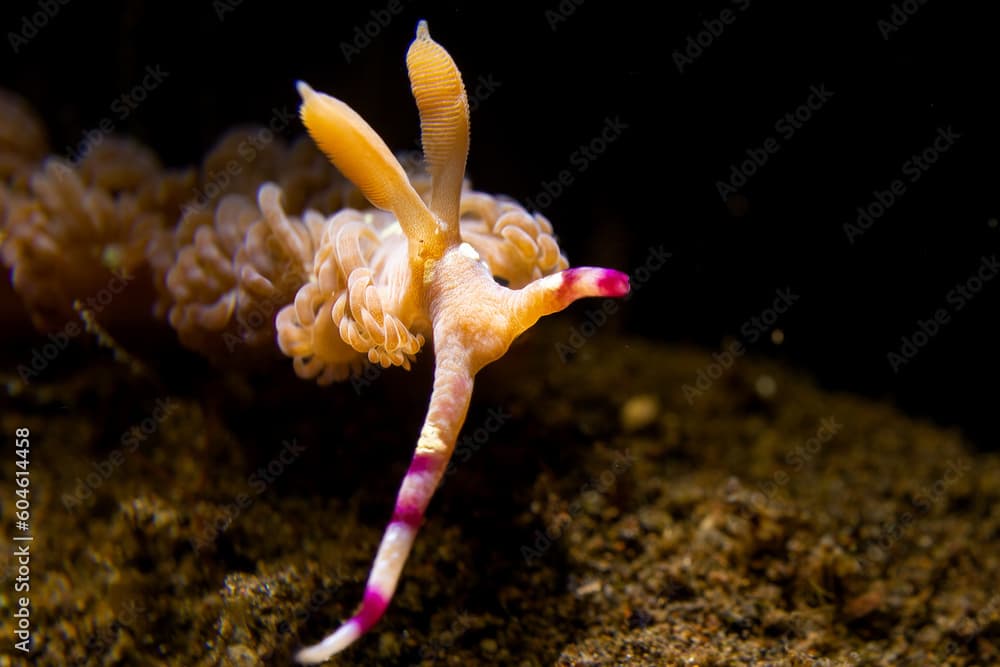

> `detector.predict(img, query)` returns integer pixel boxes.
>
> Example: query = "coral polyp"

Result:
[0,20,629,664]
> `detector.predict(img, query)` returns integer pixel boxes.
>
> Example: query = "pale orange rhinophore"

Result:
[291,21,630,663]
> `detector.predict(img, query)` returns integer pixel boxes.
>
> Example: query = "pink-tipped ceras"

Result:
[293,21,629,663]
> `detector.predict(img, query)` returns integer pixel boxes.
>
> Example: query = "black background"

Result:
[1,1,996,447]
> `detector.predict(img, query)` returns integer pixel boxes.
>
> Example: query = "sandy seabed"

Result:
[1,323,997,666]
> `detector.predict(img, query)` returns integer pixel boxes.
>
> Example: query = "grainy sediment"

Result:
[0,322,996,666]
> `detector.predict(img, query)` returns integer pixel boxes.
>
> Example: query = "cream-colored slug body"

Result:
[291,21,629,664]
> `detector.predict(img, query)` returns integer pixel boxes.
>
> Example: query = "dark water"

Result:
[1,2,998,666]
[2,0,996,446]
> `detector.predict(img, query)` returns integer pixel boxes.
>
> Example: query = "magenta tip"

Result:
[596,269,630,298]
[556,267,631,303]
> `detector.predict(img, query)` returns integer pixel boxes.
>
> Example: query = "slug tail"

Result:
[296,356,473,664]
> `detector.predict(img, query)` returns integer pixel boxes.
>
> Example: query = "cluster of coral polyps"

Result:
[0,89,568,380]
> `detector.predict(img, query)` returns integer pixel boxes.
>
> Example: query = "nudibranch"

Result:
[293,21,629,663]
